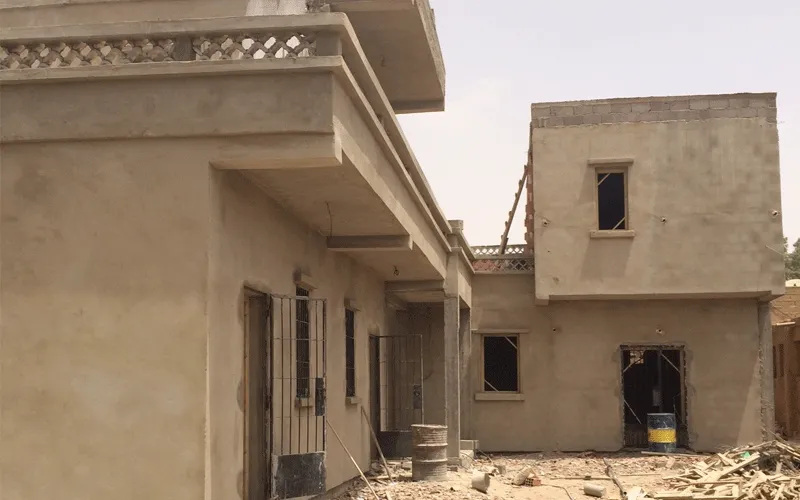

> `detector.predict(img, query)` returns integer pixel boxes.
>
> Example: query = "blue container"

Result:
[647,413,677,453]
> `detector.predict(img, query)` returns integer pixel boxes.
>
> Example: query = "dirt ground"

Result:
[326,451,700,500]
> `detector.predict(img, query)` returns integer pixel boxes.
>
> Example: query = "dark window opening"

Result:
[483,335,519,392]
[621,346,688,448]
[345,309,356,398]
[778,344,785,379]
[597,171,627,230]
[296,286,310,399]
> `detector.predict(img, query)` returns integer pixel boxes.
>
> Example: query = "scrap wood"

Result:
[359,405,394,482]
[659,440,800,500]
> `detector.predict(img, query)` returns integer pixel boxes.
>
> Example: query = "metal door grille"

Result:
[270,294,327,499]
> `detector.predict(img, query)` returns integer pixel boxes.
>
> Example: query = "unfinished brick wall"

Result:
[524,122,534,252]
[531,93,777,129]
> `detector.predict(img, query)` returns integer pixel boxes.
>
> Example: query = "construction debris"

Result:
[655,440,800,500]
[471,471,490,493]
[584,482,607,497]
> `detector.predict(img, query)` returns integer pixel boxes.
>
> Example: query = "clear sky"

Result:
[399,0,799,248]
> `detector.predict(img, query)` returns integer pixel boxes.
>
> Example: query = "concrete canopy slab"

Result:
[329,0,445,113]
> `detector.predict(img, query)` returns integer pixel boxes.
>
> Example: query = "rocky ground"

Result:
[326,451,701,500]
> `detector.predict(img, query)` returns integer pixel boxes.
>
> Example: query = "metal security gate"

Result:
[371,334,424,458]
[270,294,327,499]
[621,345,688,449]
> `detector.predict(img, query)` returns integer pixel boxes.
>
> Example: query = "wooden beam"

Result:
[327,235,412,252]
[499,165,527,255]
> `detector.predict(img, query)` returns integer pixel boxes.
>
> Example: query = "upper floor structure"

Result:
[525,93,784,303]
[0,0,445,113]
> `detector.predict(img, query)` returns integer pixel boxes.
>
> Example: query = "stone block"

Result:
[563,115,584,126]
[610,103,632,113]
[631,102,651,113]
[709,99,729,109]
[709,108,739,119]
[670,100,690,110]
[593,104,612,114]
[621,112,639,122]
[574,105,594,115]
[553,106,575,117]
[649,101,670,111]
[698,109,712,119]
[758,108,778,121]
[675,110,701,121]
[739,108,758,118]
[583,114,602,125]
[749,98,769,108]
[600,113,615,123]
[657,110,679,121]
[639,111,660,122]
[548,116,565,126]
[729,98,748,109]
[690,99,710,110]
[532,107,551,118]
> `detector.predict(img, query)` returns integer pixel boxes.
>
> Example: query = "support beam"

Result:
[759,301,776,439]
[327,235,413,252]
[385,280,444,293]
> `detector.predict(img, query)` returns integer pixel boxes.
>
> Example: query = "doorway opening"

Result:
[243,289,270,500]
[369,334,424,458]
[620,345,688,448]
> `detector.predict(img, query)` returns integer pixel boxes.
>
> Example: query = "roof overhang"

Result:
[328,0,445,113]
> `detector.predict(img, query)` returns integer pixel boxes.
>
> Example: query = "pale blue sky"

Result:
[399,0,799,248]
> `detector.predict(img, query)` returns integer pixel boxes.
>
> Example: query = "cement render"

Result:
[469,274,763,452]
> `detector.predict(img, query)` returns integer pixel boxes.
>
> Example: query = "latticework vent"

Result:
[0,32,317,70]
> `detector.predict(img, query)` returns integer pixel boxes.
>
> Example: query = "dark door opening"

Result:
[370,334,424,458]
[244,290,270,500]
[369,335,380,460]
[621,346,688,448]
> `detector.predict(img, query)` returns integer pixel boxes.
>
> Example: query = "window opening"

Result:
[778,344,785,378]
[597,171,627,230]
[296,286,310,399]
[483,335,519,392]
[345,309,356,398]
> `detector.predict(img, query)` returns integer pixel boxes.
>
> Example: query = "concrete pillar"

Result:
[459,307,472,439]
[443,295,460,463]
[758,300,776,438]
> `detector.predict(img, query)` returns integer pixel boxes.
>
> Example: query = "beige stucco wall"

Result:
[208,169,386,495]
[0,139,387,499]
[531,114,783,301]
[469,274,763,452]
[0,140,210,500]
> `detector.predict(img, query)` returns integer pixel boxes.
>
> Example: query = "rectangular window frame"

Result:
[595,168,629,231]
[588,158,635,239]
[480,334,521,395]
[345,308,356,398]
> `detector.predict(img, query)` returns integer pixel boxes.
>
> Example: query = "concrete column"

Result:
[459,307,472,439]
[443,295,460,463]
[758,300,776,438]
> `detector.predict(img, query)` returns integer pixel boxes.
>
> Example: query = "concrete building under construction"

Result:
[0,1,785,499]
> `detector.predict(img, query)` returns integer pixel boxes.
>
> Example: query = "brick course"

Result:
[531,93,777,128]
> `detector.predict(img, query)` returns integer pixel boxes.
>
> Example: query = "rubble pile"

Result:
[655,440,800,500]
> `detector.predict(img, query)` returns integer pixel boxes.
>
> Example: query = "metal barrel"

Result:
[647,413,677,453]
[411,424,448,481]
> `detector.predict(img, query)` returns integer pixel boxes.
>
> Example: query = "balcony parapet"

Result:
[471,245,534,274]
[0,15,342,70]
